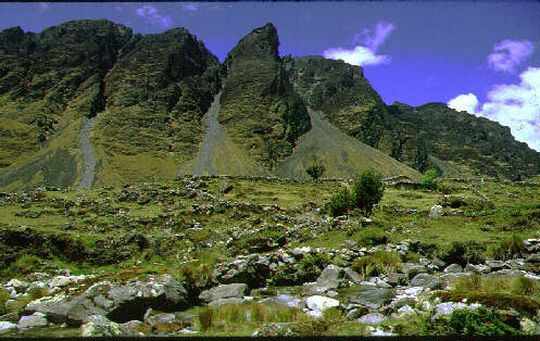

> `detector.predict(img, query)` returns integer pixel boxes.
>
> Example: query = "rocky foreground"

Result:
[3,238,540,336]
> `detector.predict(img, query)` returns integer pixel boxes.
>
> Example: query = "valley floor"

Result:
[1,176,540,336]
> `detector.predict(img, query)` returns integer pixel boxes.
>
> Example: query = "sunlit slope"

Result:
[276,110,420,180]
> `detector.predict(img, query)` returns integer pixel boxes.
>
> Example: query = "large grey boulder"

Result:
[302,265,362,295]
[401,263,427,279]
[429,205,443,218]
[198,283,248,303]
[17,312,48,329]
[348,288,395,310]
[410,274,442,290]
[80,315,123,337]
[357,313,386,324]
[444,264,463,273]
[0,321,17,334]
[25,275,189,326]
[433,302,481,319]
[304,295,340,318]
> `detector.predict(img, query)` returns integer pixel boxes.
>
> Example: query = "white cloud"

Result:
[323,21,395,67]
[182,3,199,14]
[487,40,534,73]
[136,5,173,29]
[447,93,479,115]
[447,67,540,151]
[323,46,390,67]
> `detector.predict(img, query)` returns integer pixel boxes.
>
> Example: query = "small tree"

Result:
[351,169,384,217]
[422,168,439,190]
[306,160,326,181]
[327,187,352,217]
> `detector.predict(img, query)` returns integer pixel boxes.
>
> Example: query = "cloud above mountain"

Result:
[323,21,394,67]
[488,40,534,73]
[448,67,540,151]
[136,5,173,29]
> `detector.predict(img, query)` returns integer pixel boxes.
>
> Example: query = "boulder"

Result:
[397,305,416,316]
[119,320,150,336]
[485,260,507,271]
[80,315,123,337]
[348,288,395,310]
[260,294,305,310]
[433,302,481,319]
[17,312,48,329]
[316,265,342,289]
[464,264,491,274]
[357,313,386,324]
[429,205,443,218]
[401,263,427,279]
[0,321,16,334]
[25,275,189,326]
[440,273,470,289]
[410,274,442,290]
[304,296,340,318]
[6,279,29,292]
[199,283,248,302]
[443,264,463,273]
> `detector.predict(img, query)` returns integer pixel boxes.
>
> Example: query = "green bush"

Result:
[0,288,9,315]
[422,168,439,190]
[306,161,326,181]
[351,251,401,279]
[351,169,384,216]
[327,187,352,217]
[489,234,526,261]
[355,228,388,247]
[297,253,331,283]
[1,254,44,279]
[444,307,520,336]
[437,241,486,266]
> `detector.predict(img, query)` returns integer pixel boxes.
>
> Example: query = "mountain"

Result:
[92,27,221,186]
[284,56,398,157]
[218,24,311,169]
[387,102,540,179]
[285,56,540,179]
[0,20,537,190]
[0,20,133,190]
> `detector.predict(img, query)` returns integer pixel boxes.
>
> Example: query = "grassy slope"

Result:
[276,110,420,180]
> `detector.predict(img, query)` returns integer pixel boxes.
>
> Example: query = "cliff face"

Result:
[285,56,399,157]
[387,102,540,179]
[93,28,221,185]
[0,20,133,189]
[219,24,311,169]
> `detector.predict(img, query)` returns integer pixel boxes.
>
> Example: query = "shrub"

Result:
[297,253,331,283]
[327,187,352,217]
[198,308,214,331]
[0,288,9,315]
[350,169,384,216]
[489,234,526,261]
[422,168,439,190]
[437,241,486,266]
[445,307,520,336]
[1,254,44,279]
[306,161,326,181]
[351,251,401,279]
[355,228,388,247]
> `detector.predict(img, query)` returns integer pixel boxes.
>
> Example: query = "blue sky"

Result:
[1,2,539,150]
